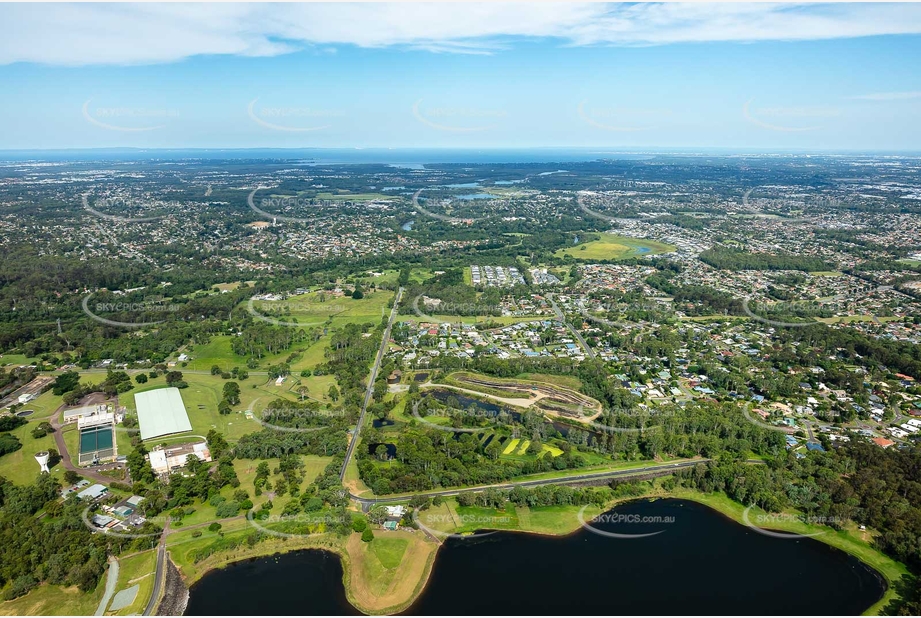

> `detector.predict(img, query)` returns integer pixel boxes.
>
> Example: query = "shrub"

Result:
[2,575,37,601]
[361,527,374,542]
[209,494,226,507]
[215,501,240,518]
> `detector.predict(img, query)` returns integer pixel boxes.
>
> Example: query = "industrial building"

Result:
[134,387,192,441]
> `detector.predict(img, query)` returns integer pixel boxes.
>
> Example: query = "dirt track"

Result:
[450,373,602,413]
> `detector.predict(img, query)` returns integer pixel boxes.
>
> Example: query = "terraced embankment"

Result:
[442,371,602,419]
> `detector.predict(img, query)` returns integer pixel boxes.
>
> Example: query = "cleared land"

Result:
[555,233,675,260]
[0,579,106,616]
[123,374,269,444]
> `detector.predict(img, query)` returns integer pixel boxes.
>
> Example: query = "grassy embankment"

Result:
[27,478,901,616]
[165,520,438,615]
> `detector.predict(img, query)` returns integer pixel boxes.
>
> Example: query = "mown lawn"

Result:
[0,415,61,485]
[110,550,157,615]
[420,499,597,537]
[370,536,409,569]
[122,373,276,444]
[555,233,675,260]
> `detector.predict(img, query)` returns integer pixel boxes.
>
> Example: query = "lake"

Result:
[185,499,885,616]
[455,193,496,200]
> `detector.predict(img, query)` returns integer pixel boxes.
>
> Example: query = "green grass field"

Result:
[555,233,675,261]
[179,289,392,378]
[370,536,409,569]
[0,574,106,616]
[122,373,272,444]
[0,385,72,484]
[110,550,157,615]
[168,454,334,529]
[0,417,60,486]
[0,353,38,368]
[516,373,583,391]
[251,289,391,331]
[421,499,596,537]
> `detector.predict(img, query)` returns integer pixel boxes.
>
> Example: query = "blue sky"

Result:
[0,2,919,151]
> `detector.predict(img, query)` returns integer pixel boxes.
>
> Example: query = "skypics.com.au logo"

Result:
[246,511,352,539]
[411,295,501,324]
[411,189,483,224]
[82,293,180,328]
[413,509,507,540]
[246,295,343,327]
[577,100,668,132]
[577,507,674,539]
[741,506,842,539]
[247,98,344,133]
[412,99,507,133]
[248,188,329,224]
[410,400,504,434]
[82,99,179,132]
[250,406,347,434]
[82,194,167,223]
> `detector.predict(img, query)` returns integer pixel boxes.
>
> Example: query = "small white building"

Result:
[384,505,406,518]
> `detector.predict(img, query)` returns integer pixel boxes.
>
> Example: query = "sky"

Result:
[0,2,919,152]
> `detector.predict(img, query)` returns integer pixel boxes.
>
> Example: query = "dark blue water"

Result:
[185,499,885,616]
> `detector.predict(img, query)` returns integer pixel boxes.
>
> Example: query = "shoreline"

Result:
[172,488,907,616]
[174,530,439,616]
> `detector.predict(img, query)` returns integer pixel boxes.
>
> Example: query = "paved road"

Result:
[339,287,403,482]
[94,556,119,616]
[549,294,596,360]
[143,521,170,616]
[48,409,127,485]
[351,459,706,506]
[805,420,816,442]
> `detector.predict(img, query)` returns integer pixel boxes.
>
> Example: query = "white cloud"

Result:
[1,3,921,66]
[848,91,921,101]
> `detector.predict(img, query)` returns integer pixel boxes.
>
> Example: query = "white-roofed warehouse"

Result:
[135,387,192,440]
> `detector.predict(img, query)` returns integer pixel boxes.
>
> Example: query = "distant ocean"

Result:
[0,148,657,165]
[2,147,917,165]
